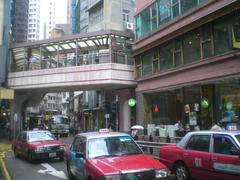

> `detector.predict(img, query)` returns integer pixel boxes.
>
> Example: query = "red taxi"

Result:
[65,129,169,180]
[159,130,240,180]
[12,130,65,162]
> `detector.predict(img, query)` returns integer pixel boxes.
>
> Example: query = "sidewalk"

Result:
[0,133,12,180]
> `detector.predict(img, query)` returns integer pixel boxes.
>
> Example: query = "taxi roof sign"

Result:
[99,128,110,133]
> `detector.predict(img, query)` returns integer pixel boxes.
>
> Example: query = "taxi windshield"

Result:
[28,131,55,142]
[88,136,142,159]
[235,135,240,144]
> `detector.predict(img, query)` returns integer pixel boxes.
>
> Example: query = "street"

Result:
[3,135,73,180]
[1,134,176,180]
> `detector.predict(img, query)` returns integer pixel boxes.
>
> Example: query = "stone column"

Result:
[10,93,27,139]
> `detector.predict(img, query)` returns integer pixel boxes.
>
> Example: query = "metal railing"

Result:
[135,136,182,159]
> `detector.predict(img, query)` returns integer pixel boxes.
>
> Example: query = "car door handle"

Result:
[211,157,218,162]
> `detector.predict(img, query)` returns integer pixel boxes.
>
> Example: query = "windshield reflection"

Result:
[88,136,142,159]
[28,131,55,142]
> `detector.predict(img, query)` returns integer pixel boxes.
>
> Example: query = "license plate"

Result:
[49,152,56,158]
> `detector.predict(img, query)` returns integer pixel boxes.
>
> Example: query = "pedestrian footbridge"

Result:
[7,30,136,93]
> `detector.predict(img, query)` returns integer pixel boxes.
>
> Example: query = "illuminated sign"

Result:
[128,98,136,107]
[0,88,14,99]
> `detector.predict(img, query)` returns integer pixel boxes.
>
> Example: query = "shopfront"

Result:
[143,77,240,131]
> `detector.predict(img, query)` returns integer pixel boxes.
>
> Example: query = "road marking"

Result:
[0,154,12,180]
[38,163,67,179]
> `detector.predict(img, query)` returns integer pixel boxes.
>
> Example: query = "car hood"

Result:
[30,140,64,147]
[88,153,166,174]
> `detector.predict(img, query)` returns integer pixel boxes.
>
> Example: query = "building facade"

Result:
[71,0,136,132]
[11,0,29,43]
[27,0,41,41]
[133,0,240,131]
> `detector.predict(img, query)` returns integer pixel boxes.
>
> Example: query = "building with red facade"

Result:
[133,0,240,131]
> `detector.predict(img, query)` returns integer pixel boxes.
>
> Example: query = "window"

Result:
[213,135,237,155]
[142,51,152,76]
[183,29,201,64]
[172,0,180,18]
[213,17,231,55]
[72,137,86,154]
[173,38,182,66]
[150,4,158,31]
[201,25,213,59]
[123,9,130,22]
[158,0,171,26]
[159,41,174,71]
[152,49,159,73]
[185,135,210,152]
[181,0,198,14]
[135,57,142,78]
[141,8,151,36]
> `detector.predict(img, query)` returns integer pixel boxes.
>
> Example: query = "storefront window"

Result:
[183,29,201,64]
[181,0,198,14]
[213,17,231,55]
[159,41,173,71]
[201,25,213,59]
[158,0,171,26]
[142,51,152,76]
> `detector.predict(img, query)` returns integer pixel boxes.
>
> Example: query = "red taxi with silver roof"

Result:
[65,129,169,180]
[159,130,240,180]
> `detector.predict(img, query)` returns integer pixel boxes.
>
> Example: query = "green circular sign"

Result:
[128,98,136,107]
[226,101,233,110]
[201,99,209,109]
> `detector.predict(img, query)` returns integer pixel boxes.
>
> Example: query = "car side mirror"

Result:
[75,152,85,159]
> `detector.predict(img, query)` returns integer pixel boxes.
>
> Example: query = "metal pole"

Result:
[116,95,119,131]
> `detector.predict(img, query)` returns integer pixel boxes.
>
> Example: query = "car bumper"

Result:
[32,150,64,159]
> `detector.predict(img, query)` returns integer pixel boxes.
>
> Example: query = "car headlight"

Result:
[103,175,121,180]
[35,147,44,152]
[155,168,168,178]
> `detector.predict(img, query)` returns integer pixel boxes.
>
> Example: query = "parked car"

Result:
[12,130,65,162]
[49,115,70,137]
[159,130,240,180]
[65,129,169,180]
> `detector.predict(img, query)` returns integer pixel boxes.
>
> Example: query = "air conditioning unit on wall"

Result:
[126,22,134,30]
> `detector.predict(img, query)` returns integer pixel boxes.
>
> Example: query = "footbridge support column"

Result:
[10,93,28,139]
[116,89,135,133]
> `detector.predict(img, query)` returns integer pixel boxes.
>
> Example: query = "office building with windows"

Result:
[27,0,40,41]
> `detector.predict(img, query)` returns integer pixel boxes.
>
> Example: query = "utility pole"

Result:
[116,95,119,131]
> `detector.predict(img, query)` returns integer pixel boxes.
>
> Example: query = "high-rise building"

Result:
[27,0,41,41]
[0,0,11,85]
[11,0,29,43]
